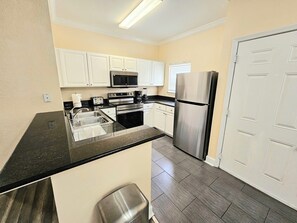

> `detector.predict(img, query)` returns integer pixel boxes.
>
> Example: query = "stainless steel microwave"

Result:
[110,71,138,88]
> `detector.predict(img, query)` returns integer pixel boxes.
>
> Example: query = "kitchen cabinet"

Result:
[165,114,174,136]
[154,103,174,136]
[137,60,165,86]
[101,107,116,121]
[87,53,110,87]
[137,59,152,86]
[55,49,110,87]
[151,61,165,86]
[143,103,154,127]
[110,56,137,72]
[55,48,89,87]
[56,48,164,87]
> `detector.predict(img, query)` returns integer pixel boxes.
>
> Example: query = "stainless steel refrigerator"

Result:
[173,71,218,160]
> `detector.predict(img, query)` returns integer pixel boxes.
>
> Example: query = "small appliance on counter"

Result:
[91,96,104,106]
[134,90,142,103]
[141,88,148,102]
[72,93,82,108]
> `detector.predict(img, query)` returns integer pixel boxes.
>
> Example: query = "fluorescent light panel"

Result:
[119,0,162,29]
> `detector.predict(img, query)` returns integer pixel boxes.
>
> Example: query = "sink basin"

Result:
[75,111,102,119]
[67,110,114,141]
[72,116,110,128]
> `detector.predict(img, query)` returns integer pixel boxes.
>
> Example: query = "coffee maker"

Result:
[134,91,142,103]
[141,88,148,102]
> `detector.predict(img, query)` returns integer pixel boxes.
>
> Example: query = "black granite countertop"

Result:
[144,95,175,107]
[144,100,175,107]
[0,111,164,193]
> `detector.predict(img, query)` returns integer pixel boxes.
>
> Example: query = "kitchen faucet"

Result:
[69,107,89,119]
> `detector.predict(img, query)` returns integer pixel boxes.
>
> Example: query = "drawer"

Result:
[101,107,116,115]
[155,103,166,111]
[143,103,154,109]
[166,106,175,114]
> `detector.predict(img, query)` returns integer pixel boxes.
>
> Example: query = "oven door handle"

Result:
[117,108,144,115]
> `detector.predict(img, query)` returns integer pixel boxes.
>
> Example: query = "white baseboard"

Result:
[205,155,218,167]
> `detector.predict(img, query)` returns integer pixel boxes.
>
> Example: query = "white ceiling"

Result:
[49,0,229,44]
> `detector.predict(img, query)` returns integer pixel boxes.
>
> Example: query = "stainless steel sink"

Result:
[74,111,102,119]
[67,110,114,141]
[72,116,110,128]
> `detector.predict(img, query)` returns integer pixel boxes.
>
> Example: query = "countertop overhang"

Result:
[0,111,164,194]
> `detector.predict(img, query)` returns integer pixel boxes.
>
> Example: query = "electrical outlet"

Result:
[43,93,51,102]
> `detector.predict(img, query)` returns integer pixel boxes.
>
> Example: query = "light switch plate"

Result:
[43,93,51,102]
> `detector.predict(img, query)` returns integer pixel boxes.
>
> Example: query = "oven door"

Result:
[117,109,143,128]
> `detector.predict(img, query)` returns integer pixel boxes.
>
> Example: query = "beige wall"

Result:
[51,24,160,101]
[208,0,297,158]
[0,0,63,168]
[158,25,225,97]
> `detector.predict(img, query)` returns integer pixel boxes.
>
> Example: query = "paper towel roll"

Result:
[72,94,82,108]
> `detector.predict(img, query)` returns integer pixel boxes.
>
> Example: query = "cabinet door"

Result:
[144,108,154,127]
[56,49,89,87]
[151,61,165,86]
[165,113,174,136]
[137,59,152,86]
[110,56,124,71]
[124,58,137,72]
[87,53,110,87]
[154,109,166,131]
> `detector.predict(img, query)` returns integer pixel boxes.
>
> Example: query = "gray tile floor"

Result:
[151,136,297,223]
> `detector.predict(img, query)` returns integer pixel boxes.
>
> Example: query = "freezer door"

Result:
[173,101,208,159]
[176,72,214,104]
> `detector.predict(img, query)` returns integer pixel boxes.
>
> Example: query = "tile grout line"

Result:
[220,201,232,220]
[208,176,219,187]
[264,208,271,222]
[151,191,164,203]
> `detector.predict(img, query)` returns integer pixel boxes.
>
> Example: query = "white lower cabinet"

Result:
[143,103,154,127]
[153,103,174,136]
[165,114,174,136]
[154,109,166,130]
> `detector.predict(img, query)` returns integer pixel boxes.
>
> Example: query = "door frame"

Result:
[215,24,297,168]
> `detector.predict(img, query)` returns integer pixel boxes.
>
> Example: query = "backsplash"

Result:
[61,87,158,101]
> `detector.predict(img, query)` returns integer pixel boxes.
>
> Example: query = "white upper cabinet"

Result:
[109,56,124,71]
[87,53,110,87]
[137,60,165,86]
[110,56,137,72]
[124,58,137,72]
[137,59,152,86]
[152,61,165,86]
[55,48,164,88]
[56,48,89,87]
[55,49,110,87]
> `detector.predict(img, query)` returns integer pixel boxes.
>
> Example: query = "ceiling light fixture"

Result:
[119,0,163,29]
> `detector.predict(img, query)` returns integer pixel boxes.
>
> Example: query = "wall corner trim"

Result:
[205,155,218,167]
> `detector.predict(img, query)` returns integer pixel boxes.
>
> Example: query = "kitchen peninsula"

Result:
[0,110,164,222]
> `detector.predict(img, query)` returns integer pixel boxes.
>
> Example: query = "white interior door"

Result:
[221,30,297,209]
